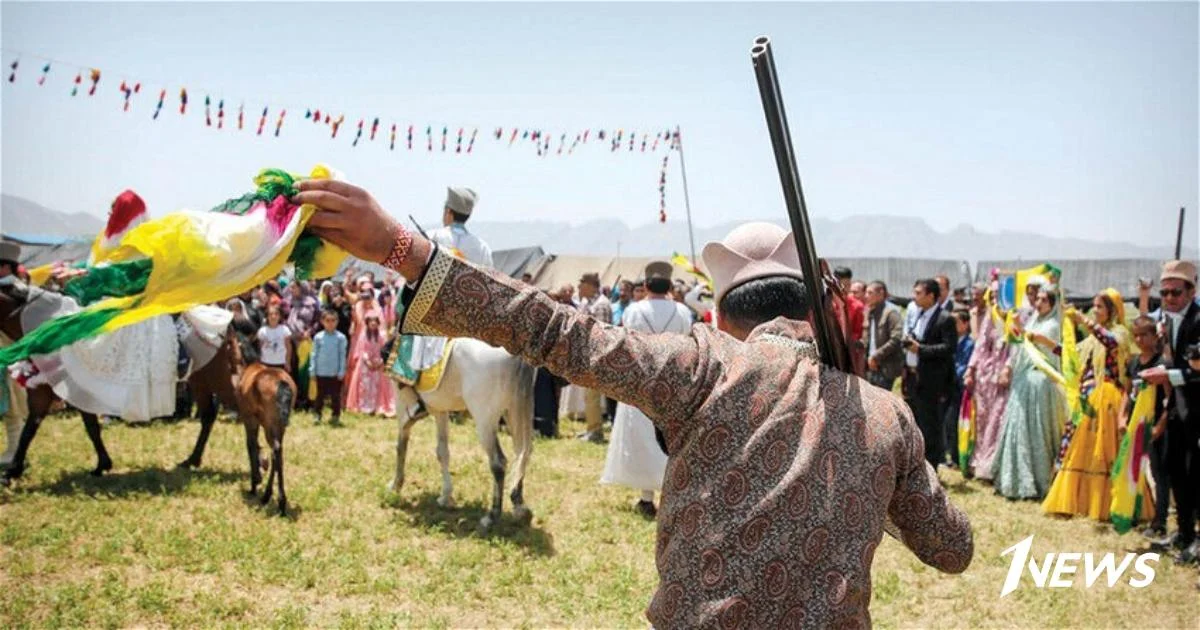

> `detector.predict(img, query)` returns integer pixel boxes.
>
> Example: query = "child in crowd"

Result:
[257,306,292,370]
[310,309,349,425]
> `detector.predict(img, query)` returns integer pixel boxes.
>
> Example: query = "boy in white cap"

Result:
[295,181,974,629]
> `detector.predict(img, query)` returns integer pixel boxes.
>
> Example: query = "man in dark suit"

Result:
[903,278,958,468]
[1140,260,1200,564]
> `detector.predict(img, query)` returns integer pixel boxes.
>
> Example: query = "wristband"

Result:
[381,222,415,271]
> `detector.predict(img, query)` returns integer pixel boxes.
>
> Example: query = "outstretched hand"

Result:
[293,180,398,263]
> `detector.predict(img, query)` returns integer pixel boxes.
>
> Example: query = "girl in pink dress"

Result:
[344,306,396,417]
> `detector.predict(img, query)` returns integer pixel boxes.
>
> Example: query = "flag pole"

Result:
[674,125,698,264]
[1175,206,1186,260]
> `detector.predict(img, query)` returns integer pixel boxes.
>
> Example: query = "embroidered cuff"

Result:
[398,246,455,336]
[1168,369,1185,387]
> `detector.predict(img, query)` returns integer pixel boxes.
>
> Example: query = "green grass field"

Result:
[1,412,1197,628]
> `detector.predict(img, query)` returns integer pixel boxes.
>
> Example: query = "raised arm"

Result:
[293,180,719,430]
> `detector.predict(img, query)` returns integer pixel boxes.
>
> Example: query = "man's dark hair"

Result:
[718,276,810,331]
[320,307,339,320]
[914,278,941,300]
[646,277,672,295]
[833,267,853,281]
[868,280,888,296]
[934,273,950,286]
[449,209,471,224]
[952,308,970,324]
[0,260,16,275]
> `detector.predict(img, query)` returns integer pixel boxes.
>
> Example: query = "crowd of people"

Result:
[833,261,1200,574]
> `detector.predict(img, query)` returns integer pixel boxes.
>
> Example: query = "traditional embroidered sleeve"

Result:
[400,248,719,427]
[886,396,974,573]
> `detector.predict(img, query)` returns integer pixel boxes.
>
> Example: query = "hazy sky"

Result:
[1,1,1197,249]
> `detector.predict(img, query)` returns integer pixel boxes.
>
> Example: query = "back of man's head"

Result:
[717,276,810,333]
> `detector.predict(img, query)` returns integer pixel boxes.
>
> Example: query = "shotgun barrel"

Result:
[750,36,852,373]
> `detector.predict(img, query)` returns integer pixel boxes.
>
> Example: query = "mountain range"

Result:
[2,193,1194,262]
[464,215,1197,262]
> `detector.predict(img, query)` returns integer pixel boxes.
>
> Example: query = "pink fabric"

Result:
[343,300,396,415]
[967,307,1010,479]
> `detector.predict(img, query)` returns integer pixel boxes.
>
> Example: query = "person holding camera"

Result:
[1139,260,1200,564]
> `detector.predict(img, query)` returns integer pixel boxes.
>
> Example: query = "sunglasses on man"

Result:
[1160,288,1186,298]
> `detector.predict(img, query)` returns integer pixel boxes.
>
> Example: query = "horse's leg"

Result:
[244,419,262,495]
[260,442,276,507]
[507,361,537,525]
[477,417,507,531]
[81,413,113,476]
[389,410,421,493]
[2,387,53,483]
[273,430,286,516]
[507,407,535,525]
[180,392,217,469]
[434,412,455,508]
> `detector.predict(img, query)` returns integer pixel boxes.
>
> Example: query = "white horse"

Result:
[389,338,537,530]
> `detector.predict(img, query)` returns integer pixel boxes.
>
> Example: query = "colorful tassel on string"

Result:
[641,133,648,152]
[312,109,321,124]
[597,130,606,141]
[557,133,566,155]
[8,59,17,83]
[217,99,225,129]
[323,113,330,124]
[426,126,432,151]
[466,128,477,153]
[87,68,101,96]
[238,103,245,130]
[629,132,636,151]
[494,127,502,140]
[152,89,165,119]
[652,133,661,151]
[390,123,397,150]
[274,110,285,137]
[407,124,413,150]
[441,126,448,152]
[37,62,50,85]
[304,109,311,120]
[352,119,363,147]
[179,88,188,114]
[455,127,463,153]
[331,115,345,138]
[369,117,379,141]
[71,72,81,96]
[509,128,519,146]
[522,129,529,140]
[568,133,581,154]
[583,130,590,143]
[205,95,212,126]
[256,107,268,136]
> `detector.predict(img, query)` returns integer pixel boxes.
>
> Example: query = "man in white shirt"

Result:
[396,187,493,419]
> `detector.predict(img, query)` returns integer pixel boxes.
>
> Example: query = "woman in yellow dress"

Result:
[1043,288,1132,520]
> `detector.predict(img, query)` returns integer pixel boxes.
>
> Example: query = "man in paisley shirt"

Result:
[294,180,974,629]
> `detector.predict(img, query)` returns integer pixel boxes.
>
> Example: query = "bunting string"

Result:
[3,48,680,223]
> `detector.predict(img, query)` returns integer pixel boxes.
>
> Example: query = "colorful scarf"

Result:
[1110,382,1157,534]
[0,165,348,369]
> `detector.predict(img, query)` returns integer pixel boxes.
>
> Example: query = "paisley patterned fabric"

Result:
[400,246,974,628]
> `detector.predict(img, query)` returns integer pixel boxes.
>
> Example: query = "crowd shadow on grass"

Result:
[26,466,243,498]
[387,490,556,557]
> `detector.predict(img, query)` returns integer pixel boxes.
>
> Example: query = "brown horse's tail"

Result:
[275,378,294,429]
